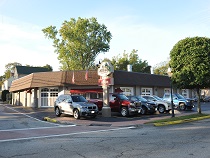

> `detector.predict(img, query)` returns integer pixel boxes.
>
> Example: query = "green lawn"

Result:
[146,113,210,126]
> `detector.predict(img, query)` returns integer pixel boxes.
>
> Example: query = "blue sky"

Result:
[0,0,210,76]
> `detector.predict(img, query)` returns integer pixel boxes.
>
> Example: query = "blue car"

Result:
[163,93,195,110]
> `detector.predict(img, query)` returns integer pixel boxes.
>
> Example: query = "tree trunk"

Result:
[196,88,202,114]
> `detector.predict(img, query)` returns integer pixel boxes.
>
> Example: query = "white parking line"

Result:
[0,126,135,143]
[3,105,60,126]
[0,125,76,132]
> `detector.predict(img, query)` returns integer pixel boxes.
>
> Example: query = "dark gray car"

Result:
[54,94,98,119]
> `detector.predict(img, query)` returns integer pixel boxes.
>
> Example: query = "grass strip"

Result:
[149,114,210,126]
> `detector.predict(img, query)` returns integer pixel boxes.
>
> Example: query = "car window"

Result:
[72,96,87,102]
[131,96,138,101]
[137,96,147,102]
[65,98,72,103]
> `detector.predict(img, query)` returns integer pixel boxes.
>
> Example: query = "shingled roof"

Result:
[114,70,170,87]
[10,70,99,92]
[15,66,51,75]
[10,70,170,92]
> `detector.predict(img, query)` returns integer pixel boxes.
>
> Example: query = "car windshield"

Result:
[117,94,129,100]
[71,96,87,102]
[174,94,185,99]
[153,95,162,101]
[136,96,147,102]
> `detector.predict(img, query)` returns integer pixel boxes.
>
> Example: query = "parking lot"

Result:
[2,101,210,127]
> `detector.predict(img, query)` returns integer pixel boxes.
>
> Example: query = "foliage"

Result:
[111,49,151,73]
[4,62,22,79]
[169,36,210,114]
[42,64,53,71]
[42,17,112,70]
[153,61,169,75]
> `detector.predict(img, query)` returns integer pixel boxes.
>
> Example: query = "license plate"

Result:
[91,111,95,113]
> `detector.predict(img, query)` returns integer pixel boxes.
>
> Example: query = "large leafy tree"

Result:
[4,62,22,79]
[170,36,210,114]
[153,61,169,75]
[42,17,112,70]
[111,49,151,73]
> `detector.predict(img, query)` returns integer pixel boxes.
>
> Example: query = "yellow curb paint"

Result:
[154,115,210,126]
[44,117,57,123]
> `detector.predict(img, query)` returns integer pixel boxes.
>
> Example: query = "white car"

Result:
[142,95,172,113]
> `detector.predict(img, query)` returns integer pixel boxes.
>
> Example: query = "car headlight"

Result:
[130,103,135,106]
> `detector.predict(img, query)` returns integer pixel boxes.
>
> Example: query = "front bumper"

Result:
[128,107,142,114]
[81,110,99,116]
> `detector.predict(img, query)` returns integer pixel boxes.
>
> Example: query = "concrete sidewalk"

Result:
[2,103,206,127]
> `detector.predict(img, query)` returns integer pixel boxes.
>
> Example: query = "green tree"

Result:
[153,61,169,75]
[169,36,210,114]
[4,62,22,79]
[111,49,151,73]
[43,64,53,71]
[42,17,112,70]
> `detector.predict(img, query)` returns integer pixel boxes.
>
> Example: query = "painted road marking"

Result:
[0,124,76,132]
[3,105,58,125]
[0,126,135,143]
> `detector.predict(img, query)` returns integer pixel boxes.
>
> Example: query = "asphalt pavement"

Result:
[2,102,209,127]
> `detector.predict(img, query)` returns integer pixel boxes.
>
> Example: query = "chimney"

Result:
[127,65,132,72]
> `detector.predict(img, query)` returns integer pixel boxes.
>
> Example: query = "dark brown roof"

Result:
[16,66,51,75]
[114,70,170,87]
[10,70,170,92]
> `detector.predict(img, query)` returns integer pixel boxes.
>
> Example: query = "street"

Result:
[0,102,210,158]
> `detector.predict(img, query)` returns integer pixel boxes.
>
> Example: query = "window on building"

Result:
[141,88,152,96]
[164,88,171,94]
[120,87,133,96]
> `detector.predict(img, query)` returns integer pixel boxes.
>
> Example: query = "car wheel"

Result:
[140,106,147,115]
[179,103,186,110]
[158,105,166,114]
[121,107,129,117]
[73,109,80,119]
[55,107,61,117]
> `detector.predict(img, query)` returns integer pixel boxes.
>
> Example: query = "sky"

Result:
[0,0,210,76]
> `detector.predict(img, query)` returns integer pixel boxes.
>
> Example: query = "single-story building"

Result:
[9,70,195,108]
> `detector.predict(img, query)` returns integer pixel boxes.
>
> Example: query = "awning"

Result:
[70,89,103,94]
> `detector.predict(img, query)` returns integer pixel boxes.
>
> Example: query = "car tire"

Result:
[73,109,80,119]
[121,107,129,117]
[140,106,147,115]
[55,107,61,117]
[158,105,166,114]
[179,103,186,110]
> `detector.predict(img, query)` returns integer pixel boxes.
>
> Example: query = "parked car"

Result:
[127,96,157,115]
[162,93,195,110]
[203,96,210,102]
[54,94,99,119]
[142,95,172,113]
[89,93,142,117]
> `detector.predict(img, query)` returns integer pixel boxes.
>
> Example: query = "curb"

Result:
[43,117,58,123]
[154,115,210,126]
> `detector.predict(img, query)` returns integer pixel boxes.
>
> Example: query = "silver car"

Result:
[54,94,98,119]
[142,95,172,113]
